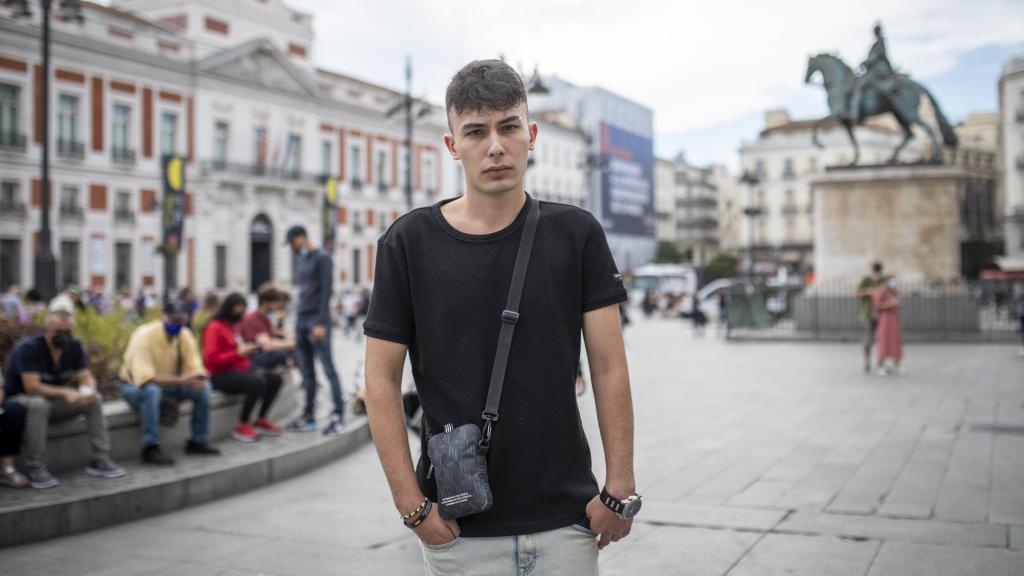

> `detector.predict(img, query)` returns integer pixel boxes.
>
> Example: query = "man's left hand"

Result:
[312,325,327,341]
[585,495,632,550]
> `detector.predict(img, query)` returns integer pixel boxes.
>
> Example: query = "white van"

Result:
[628,264,698,307]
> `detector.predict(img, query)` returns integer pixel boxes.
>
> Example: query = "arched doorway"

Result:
[250,214,273,293]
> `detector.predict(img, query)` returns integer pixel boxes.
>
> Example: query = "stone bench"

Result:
[35,379,301,473]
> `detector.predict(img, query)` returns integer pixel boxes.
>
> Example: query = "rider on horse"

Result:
[848,24,897,123]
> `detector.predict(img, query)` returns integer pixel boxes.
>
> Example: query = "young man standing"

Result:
[284,226,346,435]
[364,60,639,575]
[854,262,886,374]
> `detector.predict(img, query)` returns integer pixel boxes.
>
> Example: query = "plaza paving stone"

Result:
[0,316,1022,574]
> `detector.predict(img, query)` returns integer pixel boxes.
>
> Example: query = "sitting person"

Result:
[0,380,29,488]
[4,309,125,489]
[239,288,296,372]
[203,293,283,442]
[120,301,222,465]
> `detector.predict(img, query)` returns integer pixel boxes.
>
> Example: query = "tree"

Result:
[655,241,683,264]
[702,253,739,285]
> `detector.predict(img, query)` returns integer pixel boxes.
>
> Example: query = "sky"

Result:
[280,0,1021,168]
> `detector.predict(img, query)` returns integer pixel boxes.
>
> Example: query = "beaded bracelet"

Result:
[404,500,433,529]
[400,498,429,521]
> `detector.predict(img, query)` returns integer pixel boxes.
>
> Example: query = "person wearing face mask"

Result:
[119,301,221,465]
[203,293,283,442]
[3,310,125,489]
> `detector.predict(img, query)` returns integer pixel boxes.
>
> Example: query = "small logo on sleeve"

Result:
[613,273,623,282]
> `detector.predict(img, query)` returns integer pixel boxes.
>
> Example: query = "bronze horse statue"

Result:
[804,53,958,165]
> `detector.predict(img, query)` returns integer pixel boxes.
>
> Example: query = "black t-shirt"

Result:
[4,335,88,396]
[364,194,627,537]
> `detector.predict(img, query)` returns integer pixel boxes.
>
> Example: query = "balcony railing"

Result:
[0,132,27,152]
[678,217,719,230]
[198,160,324,184]
[677,196,717,209]
[781,205,800,216]
[57,140,85,159]
[111,147,136,165]
[59,205,83,220]
[114,209,135,223]
[0,200,26,216]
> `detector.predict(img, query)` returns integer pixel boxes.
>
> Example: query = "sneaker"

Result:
[141,445,175,466]
[27,466,59,489]
[864,364,871,375]
[285,415,317,433]
[86,456,127,479]
[0,466,28,489]
[232,423,260,443]
[253,418,283,436]
[185,440,222,456]
[876,366,891,376]
[322,413,346,436]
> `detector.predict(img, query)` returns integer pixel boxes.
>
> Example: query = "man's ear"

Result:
[444,134,460,160]
[528,121,538,151]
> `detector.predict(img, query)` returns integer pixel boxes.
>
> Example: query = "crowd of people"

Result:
[0,225,362,489]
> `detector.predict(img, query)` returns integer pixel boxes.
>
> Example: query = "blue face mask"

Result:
[163,322,183,337]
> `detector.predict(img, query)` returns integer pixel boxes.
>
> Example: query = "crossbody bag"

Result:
[426,198,540,519]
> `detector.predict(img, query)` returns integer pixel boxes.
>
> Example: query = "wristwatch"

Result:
[599,487,643,520]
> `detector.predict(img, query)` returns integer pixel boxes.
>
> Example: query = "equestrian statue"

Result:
[805,23,958,165]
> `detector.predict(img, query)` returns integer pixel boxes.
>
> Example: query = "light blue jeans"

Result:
[421,524,599,576]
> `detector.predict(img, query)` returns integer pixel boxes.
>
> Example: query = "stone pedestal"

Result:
[812,165,967,284]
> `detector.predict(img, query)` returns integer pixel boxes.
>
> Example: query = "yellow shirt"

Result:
[119,320,206,386]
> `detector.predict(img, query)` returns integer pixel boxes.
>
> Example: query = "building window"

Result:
[59,186,81,217]
[58,94,79,145]
[350,146,362,185]
[379,210,386,233]
[320,140,331,178]
[253,127,267,169]
[0,181,21,213]
[114,190,133,221]
[285,133,301,176]
[0,238,20,291]
[399,149,409,190]
[376,150,387,190]
[353,210,363,234]
[783,158,795,180]
[160,112,177,156]
[808,157,818,174]
[112,104,131,156]
[140,238,155,276]
[0,83,19,145]
[352,248,361,285]
[423,155,435,198]
[214,121,229,166]
[114,242,131,291]
[215,244,227,289]
[754,160,766,180]
[60,240,80,287]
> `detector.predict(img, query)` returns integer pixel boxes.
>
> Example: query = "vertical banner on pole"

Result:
[161,154,186,294]
[323,177,338,253]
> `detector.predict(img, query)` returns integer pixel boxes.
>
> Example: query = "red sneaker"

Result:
[232,423,260,443]
[253,418,282,437]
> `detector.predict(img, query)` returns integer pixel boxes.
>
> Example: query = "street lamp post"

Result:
[12,0,83,301]
[386,56,430,212]
[740,171,762,279]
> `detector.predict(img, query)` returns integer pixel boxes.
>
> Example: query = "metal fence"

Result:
[725,279,1021,341]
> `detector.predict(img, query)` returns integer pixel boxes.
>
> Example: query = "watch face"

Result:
[621,497,642,520]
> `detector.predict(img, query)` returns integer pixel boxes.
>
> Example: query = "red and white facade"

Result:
[0,0,454,295]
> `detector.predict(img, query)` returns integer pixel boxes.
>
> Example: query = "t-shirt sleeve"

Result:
[363,239,414,345]
[581,214,628,313]
[69,340,88,371]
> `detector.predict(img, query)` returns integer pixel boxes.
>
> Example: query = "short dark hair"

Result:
[872,262,883,274]
[445,59,527,131]
[257,287,282,306]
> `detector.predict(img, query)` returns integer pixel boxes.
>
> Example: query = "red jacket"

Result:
[202,319,251,374]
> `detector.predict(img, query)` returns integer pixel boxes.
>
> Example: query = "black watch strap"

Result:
[600,487,626,515]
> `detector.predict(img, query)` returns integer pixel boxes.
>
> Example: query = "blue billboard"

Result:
[599,123,655,237]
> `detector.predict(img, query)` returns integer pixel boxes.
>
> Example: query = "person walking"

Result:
[283,226,346,435]
[203,294,283,442]
[1013,284,1024,357]
[873,277,904,375]
[364,59,639,575]
[854,262,886,374]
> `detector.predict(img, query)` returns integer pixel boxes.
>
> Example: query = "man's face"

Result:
[444,103,537,198]
[45,317,75,348]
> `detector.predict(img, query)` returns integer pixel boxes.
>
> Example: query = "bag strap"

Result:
[480,197,540,453]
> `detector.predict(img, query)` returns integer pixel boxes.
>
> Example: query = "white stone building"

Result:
[999,57,1024,272]
[526,112,587,208]
[736,109,922,274]
[0,0,454,295]
[654,155,719,266]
